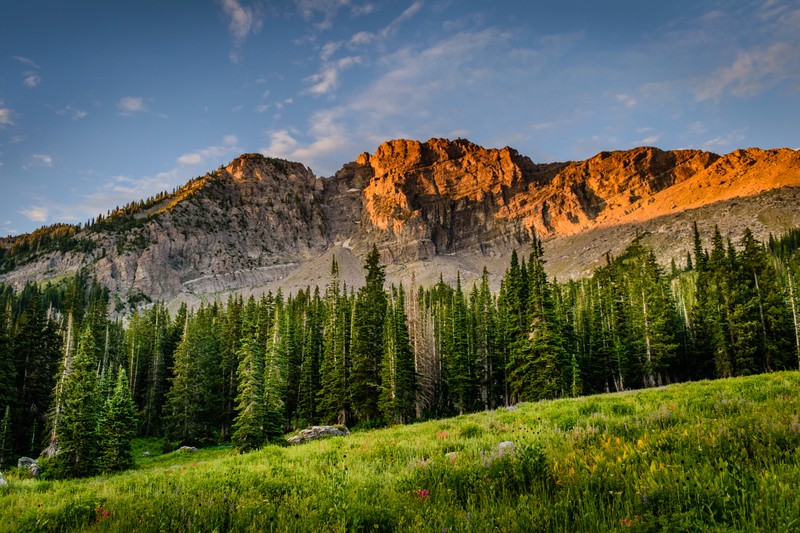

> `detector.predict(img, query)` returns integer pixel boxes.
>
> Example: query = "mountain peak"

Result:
[2,139,800,312]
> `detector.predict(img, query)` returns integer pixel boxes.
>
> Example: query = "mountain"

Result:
[2,139,799,311]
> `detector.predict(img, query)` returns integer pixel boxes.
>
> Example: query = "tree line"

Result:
[1,225,799,477]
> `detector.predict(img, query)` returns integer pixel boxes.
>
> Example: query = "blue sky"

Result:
[1,0,798,236]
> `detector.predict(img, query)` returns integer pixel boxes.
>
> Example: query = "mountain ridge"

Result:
[2,138,799,312]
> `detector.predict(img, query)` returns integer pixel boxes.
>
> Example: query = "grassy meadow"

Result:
[2,371,799,532]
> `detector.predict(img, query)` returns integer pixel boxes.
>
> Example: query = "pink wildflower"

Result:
[416,489,429,499]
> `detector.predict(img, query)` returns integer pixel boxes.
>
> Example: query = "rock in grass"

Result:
[497,441,515,453]
[0,478,6,488]
[29,463,42,478]
[17,457,36,469]
[497,440,514,457]
[287,425,350,445]
[178,446,199,453]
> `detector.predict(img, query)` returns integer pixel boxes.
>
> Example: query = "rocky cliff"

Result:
[2,139,799,310]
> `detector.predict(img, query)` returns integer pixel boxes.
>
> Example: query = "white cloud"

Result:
[176,135,241,167]
[350,31,375,46]
[320,41,342,61]
[20,206,48,222]
[701,129,747,151]
[696,42,799,101]
[24,72,41,87]
[117,96,147,115]
[380,0,424,39]
[615,93,637,108]
[351,3,375,16]
[0,107,13,127]
[304,56,361,95]
[13,56,40,69]
[262,108,355,175]
[32,153,53,167]
[220,0,262,61]
[57,105,87,120]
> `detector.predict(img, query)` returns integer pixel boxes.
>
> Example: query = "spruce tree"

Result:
[97,368,138,472]
[232,298,266,451]
[0,405,12,467]
[379,285,417,424]
[319,258,350,425]
[349,246,387,424]
[52,326,100,478]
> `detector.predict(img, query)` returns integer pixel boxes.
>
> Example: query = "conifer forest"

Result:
[2,224,800,479]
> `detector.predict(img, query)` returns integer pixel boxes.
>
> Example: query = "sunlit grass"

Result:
[2,371,799,531]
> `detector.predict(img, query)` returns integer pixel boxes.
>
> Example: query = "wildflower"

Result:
[416,489,429,500]
[620,518,634,527]
[445,452,458,464]
[436,431,449,439]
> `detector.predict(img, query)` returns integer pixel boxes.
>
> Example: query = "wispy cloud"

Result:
[220,0,262,61]
[380,0,424,39]
[701,128,748,151]
[0,107,13,127]
[32,153,53,167]
[304,56,361,95]
[23,72,41,88]
[176,135,240,166]
[20,206,48,222]
[13,56,39,69]
[117,96,147,115]
[263,108,355,175]
[696,42,799,101]
[615,93,637,108]
[57,105,87,120]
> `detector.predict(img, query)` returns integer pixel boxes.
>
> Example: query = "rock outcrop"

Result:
[2,139,799,308]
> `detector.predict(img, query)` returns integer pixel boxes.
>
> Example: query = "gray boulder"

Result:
[287,425,350,445]
[29,463,42,478]
[178,446,198,453]
[17,457,36,469]
[0,474,6,488]
[497,441,515,455]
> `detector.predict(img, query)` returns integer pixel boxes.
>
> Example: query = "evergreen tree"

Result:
[263,294,289,439]
[163,305,222,446]
[349,246,387,424]
[448,275,473,414]
[318,258,350,425]
[97,368,138,472]
[51,326,100,478]
[232,298,266,451]
[509,237,565,401]
[0,405,12,467]
[297,289,323,427]
[379,285,417,424]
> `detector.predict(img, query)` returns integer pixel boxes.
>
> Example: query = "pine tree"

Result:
[448,274,473,414]
[97,368,138,472]
[509,237,565,401]
[232,298,266,451]
[163,305,222,446]
[297,289,323,427]
[379,285,417,424]
[0,405,12,467]
[318,258,350,425]
[349,246,387,424]
[263,294,289,439]
[51,325,100,478]
[472,268,499,409]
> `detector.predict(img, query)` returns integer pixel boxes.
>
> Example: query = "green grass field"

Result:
[2,372,799,532]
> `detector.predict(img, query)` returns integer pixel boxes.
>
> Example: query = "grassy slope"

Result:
[2,372,799,532]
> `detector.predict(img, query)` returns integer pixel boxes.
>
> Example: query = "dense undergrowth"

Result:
[1,371,799,532]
